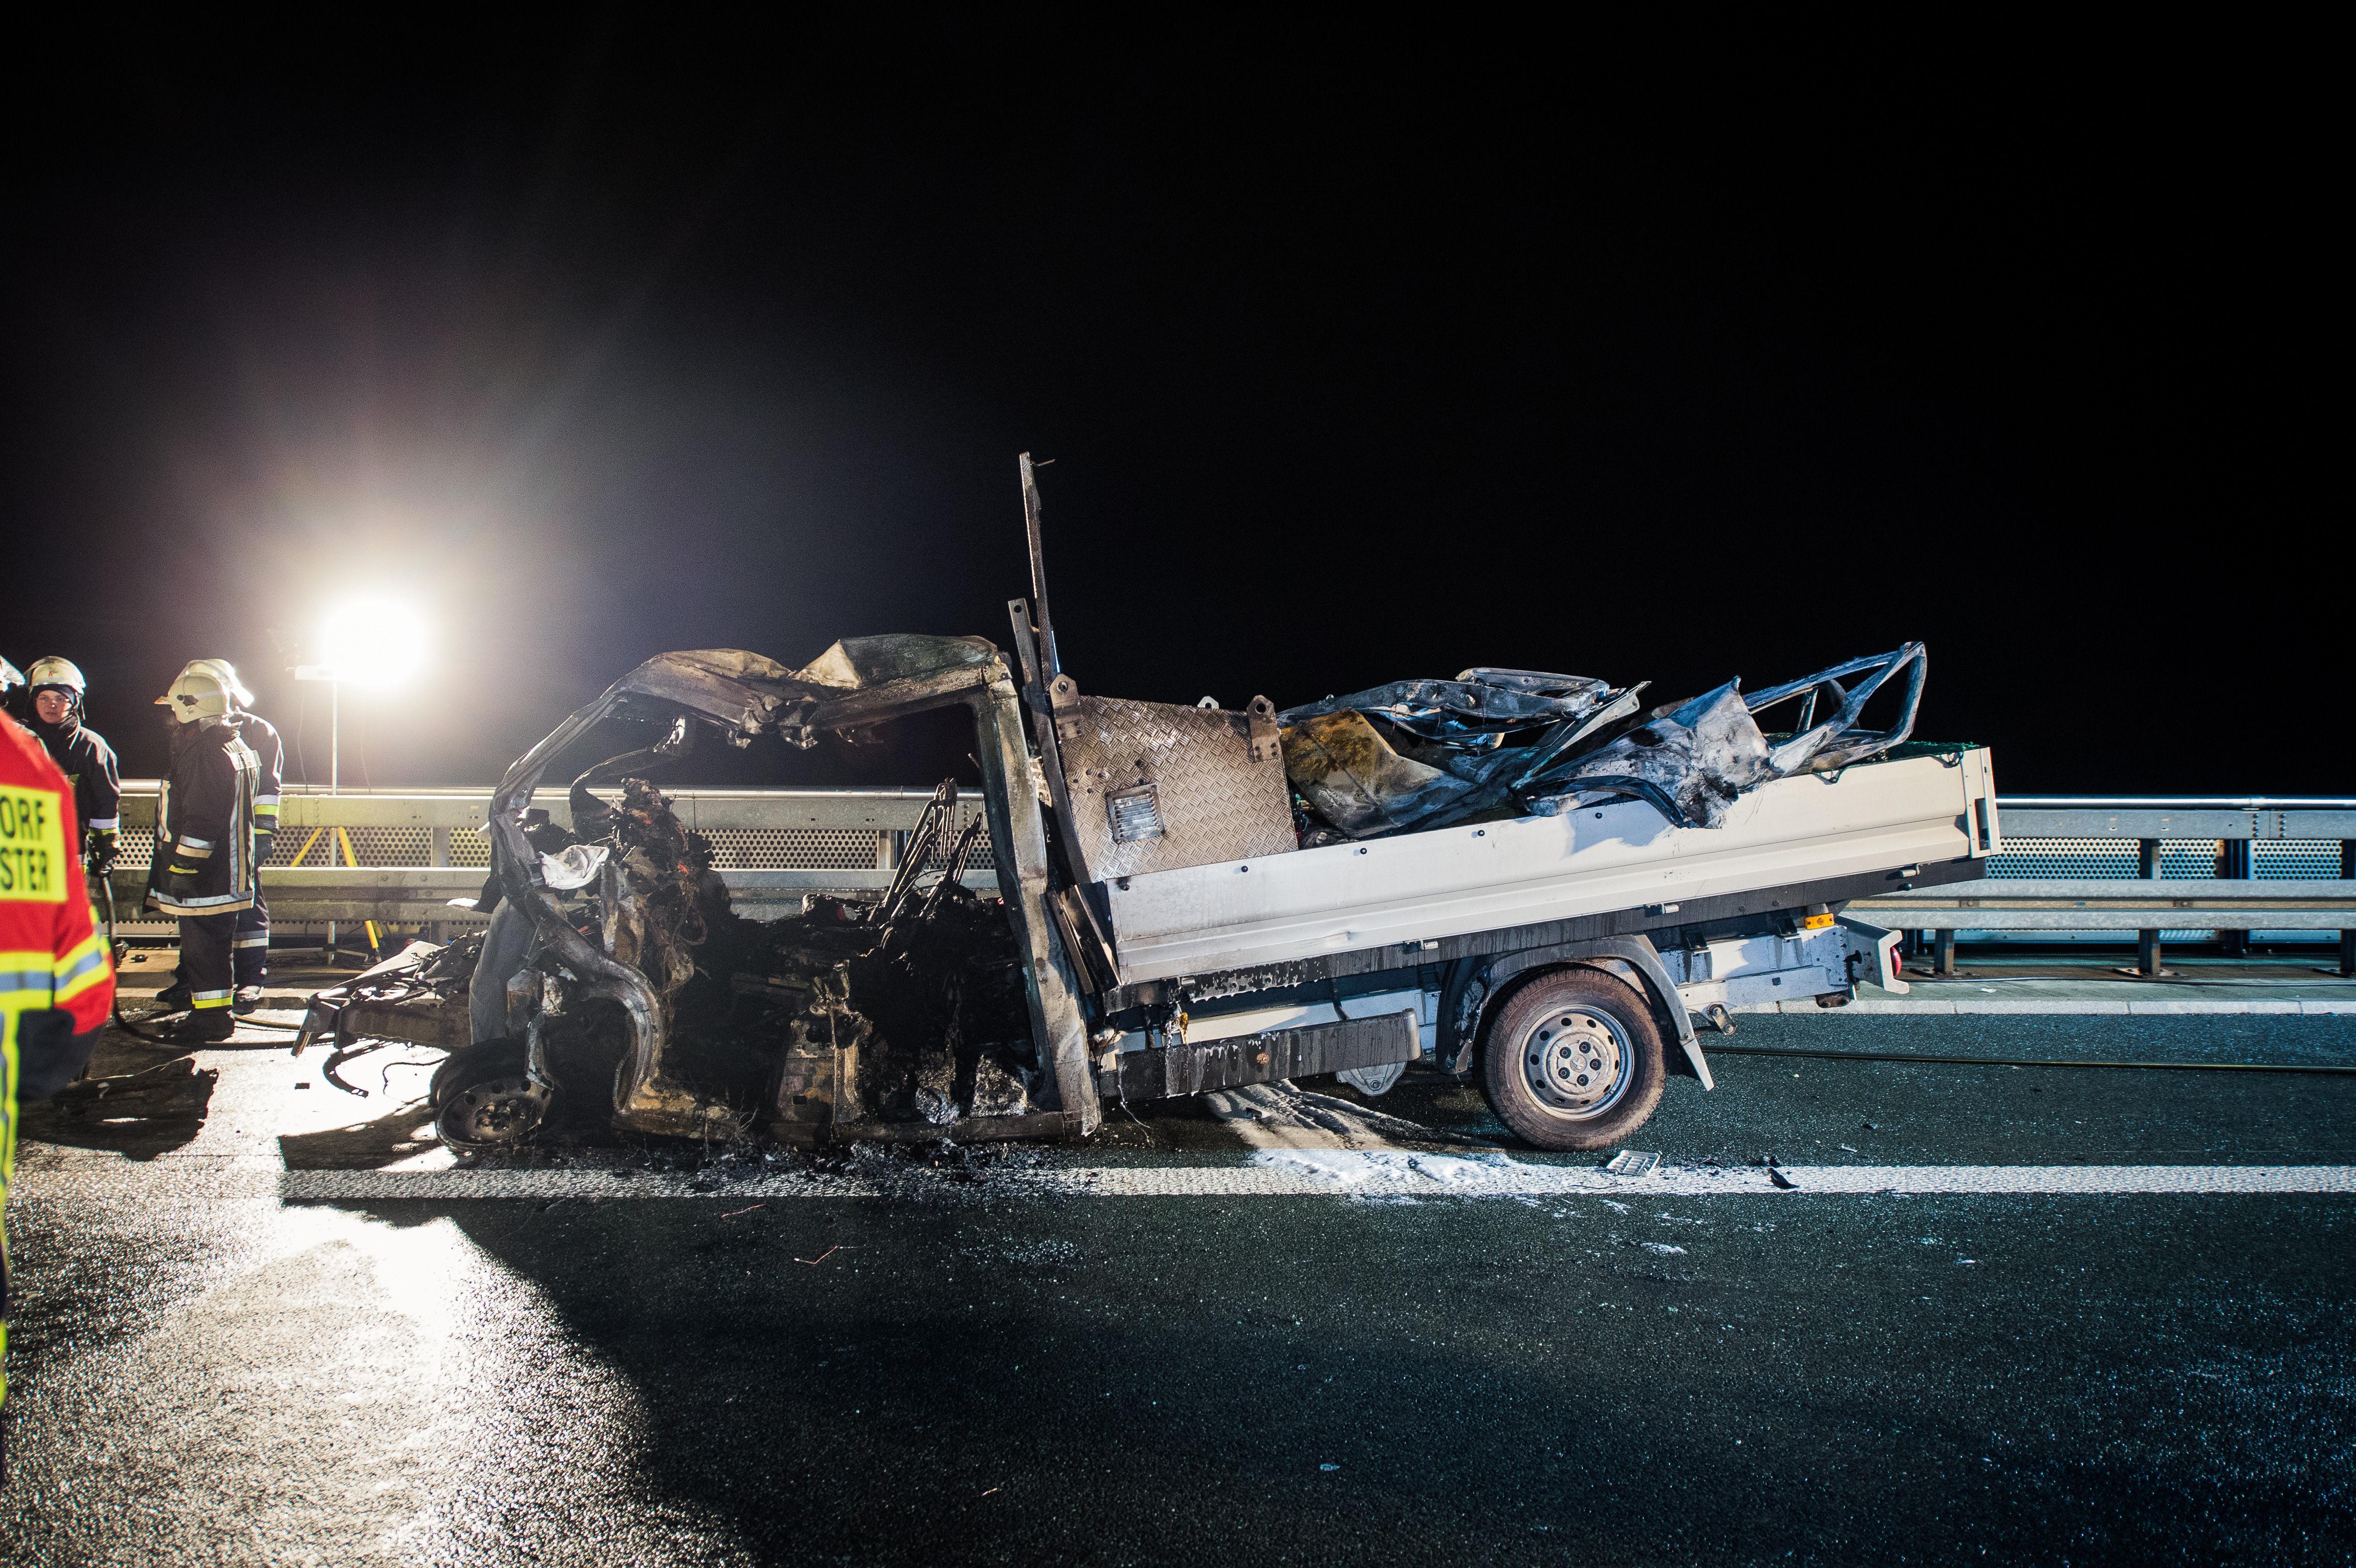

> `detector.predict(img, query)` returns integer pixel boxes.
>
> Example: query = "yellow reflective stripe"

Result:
[54,932,110,1003]
[191,993,232,1009]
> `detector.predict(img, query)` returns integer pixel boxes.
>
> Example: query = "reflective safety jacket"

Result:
[238,711,284,850]
[147,716,261,917]
[3,714,116,1409]
[32,717,121,866]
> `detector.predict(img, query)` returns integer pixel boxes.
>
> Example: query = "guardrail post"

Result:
[1934,927,1956,976]
[2342,840,2355,978]
[2218,838,2251,956]
[2136,839,2164,977]
[429,826,452,943]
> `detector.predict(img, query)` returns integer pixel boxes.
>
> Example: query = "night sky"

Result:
[4,20,2338,794]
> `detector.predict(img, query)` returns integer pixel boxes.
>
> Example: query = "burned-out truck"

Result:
[413,458,1998,1154]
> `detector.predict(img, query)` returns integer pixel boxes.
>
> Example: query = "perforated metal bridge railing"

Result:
[104,785,994,937]
[1981,838,2350,943]
[1855,799,2356,969]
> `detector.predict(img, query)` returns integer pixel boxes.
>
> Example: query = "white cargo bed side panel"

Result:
[1105,750,1991,983]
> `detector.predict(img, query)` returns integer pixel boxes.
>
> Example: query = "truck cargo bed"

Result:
[1105,747,1998,982]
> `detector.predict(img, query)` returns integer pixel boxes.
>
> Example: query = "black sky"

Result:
[4,18,2340,793]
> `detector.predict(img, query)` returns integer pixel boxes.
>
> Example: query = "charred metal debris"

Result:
[1278,642,1927,840]
[438,772,1039,1153]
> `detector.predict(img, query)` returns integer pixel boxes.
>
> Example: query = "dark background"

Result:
[3,17,2338,792]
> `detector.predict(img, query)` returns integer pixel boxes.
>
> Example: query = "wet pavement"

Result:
[4,968,2355,1564]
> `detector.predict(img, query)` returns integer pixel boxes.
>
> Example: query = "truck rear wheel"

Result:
[1479,968,1665,1151]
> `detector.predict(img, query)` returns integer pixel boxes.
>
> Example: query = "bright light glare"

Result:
[320,599,427,688]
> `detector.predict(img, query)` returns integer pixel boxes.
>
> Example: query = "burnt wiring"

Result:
[315,1037,446,1098]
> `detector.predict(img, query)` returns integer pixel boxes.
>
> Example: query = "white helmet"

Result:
[24,657,86,721]
[0,657,22,697]
[156,668,231,724]
[25,656,86,695]
[178,657,254,708]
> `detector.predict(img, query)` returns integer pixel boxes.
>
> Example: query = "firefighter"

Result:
[145,669,260,1044]
[20,659,122,901]
[163,659,280,1011]
[3,708,117,1444]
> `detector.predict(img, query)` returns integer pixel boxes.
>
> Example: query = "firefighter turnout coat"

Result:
[31,716,120,868]
[3,714,117,1411]
[242,711,284,848]
[147,716,262,916]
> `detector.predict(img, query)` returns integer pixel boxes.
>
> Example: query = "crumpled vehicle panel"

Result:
[1278,644,1926,837]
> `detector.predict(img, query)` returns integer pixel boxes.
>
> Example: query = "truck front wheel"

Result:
[1479,968,1665,1151]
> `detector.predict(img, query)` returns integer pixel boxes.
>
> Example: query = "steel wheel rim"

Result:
[1519,1006,1630,1120]
[441,1076,551,1146]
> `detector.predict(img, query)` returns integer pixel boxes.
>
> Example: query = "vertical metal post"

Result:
[2136,838,2163,977]
[1934,927,1956,977]
[429,825,451,943]
[2218,837,2251,956]
[327,681,341,959]
[2340,840,2354,978]
[1018,453,1060,680]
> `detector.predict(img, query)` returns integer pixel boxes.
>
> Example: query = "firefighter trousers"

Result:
[178,911,239,1013]
[232,830,272,989]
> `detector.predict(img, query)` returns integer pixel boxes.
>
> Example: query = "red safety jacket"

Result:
[3,713,116,1409]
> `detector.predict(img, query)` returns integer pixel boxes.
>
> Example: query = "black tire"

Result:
[432,1038,555,1152]
[1478,967,1666,1151]
[430,1037,525,1109]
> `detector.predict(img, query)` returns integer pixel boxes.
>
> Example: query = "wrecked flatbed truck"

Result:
[425,458,1999,1154]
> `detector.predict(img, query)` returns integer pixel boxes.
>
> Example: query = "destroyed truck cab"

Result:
[436,460,1998,1155]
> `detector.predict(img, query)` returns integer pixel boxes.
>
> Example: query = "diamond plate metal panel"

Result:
[1058,697,1297,879]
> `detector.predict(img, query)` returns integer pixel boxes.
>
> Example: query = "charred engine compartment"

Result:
[502,776,1038,1148]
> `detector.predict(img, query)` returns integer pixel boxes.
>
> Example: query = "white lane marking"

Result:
[290,1161,2356,1198]
[18,1161,2356,1202]
[1743,998,2356,1016]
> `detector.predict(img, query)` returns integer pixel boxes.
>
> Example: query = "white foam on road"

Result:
[1196,1081,1431,1151]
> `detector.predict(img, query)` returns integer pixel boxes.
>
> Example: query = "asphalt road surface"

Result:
[5,1012,2354,1566]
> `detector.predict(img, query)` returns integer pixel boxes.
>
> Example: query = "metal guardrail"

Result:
[1849,798,2356,975]
[105,787,2355,971]
[105,784,995,927]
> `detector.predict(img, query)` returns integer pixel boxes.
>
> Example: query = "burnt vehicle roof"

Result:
[596,637,1002,736]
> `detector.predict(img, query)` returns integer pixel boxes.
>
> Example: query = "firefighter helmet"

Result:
[24,656,87,721]
[24,656,86,695]
[0,656,22,697]
[178,657,254,708]
[156,668,231,724]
